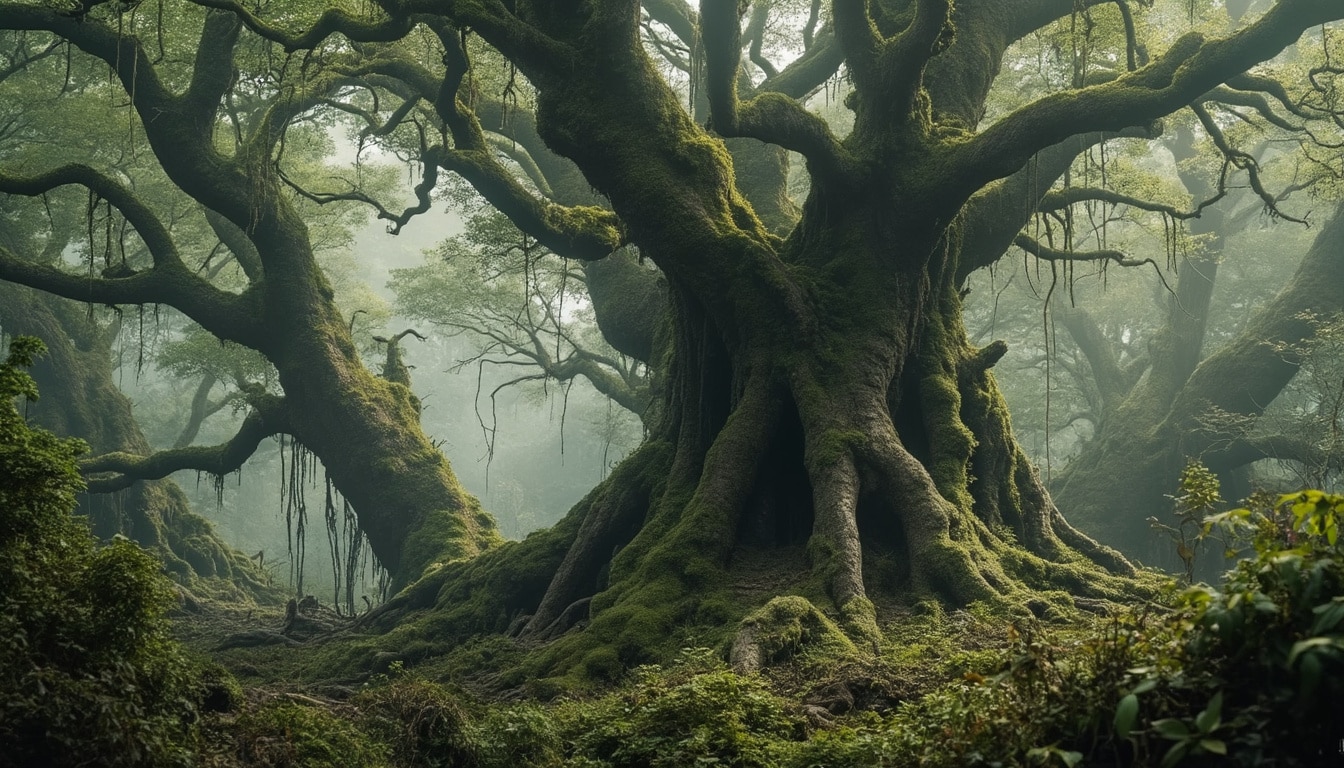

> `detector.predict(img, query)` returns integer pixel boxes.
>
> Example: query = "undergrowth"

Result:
[11,329,1341,765]
[203,488,1344,767]
[1,337,216,767]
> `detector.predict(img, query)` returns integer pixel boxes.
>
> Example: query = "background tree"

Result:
[959,50,1344,556]
[0,6,499,589]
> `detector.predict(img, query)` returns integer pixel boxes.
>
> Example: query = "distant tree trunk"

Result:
[1053,199,1344,552]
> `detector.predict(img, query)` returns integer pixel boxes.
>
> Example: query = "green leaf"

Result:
[1311,599,1344,634]
[1289,636,1342,666]
[1153,718,1191,740]
[1194,691,1222,734]
[1300,651,1324,700]
[1161,740,1192,768]
[1114,693,1139,739]
[1132,678,1158,695]
[1200,739,1227,755]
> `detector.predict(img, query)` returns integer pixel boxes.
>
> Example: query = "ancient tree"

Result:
[351,0,1343,675]
[3,0,1342,675]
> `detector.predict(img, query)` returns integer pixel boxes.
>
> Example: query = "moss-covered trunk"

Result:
[347,5,1155,679]
[257,259,498,589]
[463,178,1136,678]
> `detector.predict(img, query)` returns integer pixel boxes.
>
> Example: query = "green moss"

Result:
[196,661,244,713]
[582,646,625,682]
[919,372,977,510]
[738,595,857,665]
[354,677,477,768]
[809,428,868,468]
[235,700,388,768]
[398,507,470,584]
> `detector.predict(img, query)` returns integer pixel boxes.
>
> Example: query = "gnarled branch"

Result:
[82,394,289,492]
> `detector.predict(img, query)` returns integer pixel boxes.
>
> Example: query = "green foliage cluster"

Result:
[208,493,1344,766]
[233,699,389,768]
[784,489,1344,767]
[552,647,801,768]
[209,484,1344,767]
[0,337,202,766]
[1177,489,1344,764]
[354,676,478,768]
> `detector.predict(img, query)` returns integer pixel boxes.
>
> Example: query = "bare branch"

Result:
[187,0,414,52]
[701,0,849,175]
[202,207,264,281]
[1191,102,1309,225]
[173,372,242,449]
[424,24,624,259]
[1204,85,1305,132]
[832,0,883,86]
[958,125,1158,280]
[1207,433,1326,471]
[744,2,777,79]
[0,166,261,343]
[1014,233,1150,268]
[1037,186,1223,220]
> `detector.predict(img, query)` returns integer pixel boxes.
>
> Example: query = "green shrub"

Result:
[235,699,389,767]
[557,647,801,768]
[1170,489,1344,765]
[779,488,1344,767]
[474,704,564,768]
[355,676,479,767]
[0,337,200,766]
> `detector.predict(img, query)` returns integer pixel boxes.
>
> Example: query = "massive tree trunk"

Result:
[349,0,1338,680]
[358,0,1227,679]
[1052,198,1344,555]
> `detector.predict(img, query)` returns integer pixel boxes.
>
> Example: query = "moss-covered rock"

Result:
[729,595,858,674]
[235,700,388,768]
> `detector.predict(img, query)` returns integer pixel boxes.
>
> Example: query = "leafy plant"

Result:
[556,647,801,768]
[0,337,201,767]
[1149,461,1223,583]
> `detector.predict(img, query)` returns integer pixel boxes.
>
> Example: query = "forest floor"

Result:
[172,588,1052,766]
